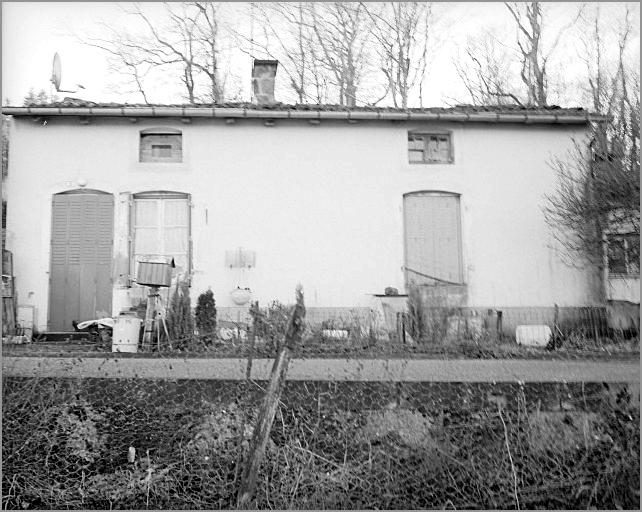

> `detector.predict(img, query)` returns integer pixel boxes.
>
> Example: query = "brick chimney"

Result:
[251,59,278,105]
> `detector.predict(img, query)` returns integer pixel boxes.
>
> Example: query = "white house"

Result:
[2,62,611,334]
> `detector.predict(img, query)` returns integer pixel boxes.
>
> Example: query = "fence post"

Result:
[236,286,305,509]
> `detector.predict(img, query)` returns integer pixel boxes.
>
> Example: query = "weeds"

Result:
[2,378,639,510]
[103,287,639,357]
[166,279,195,350]
[250,300,293,353]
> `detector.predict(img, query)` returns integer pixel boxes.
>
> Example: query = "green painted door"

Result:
[49,190,114,331]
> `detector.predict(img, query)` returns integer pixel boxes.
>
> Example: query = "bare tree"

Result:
[544,5,640,292]
[77,2,225,104]
[236,2,371,106]
[362,2,433,108]
[454,2,582,107]
[232,2,327,104]
[305,2,371,106]
[505,2,582,106]
[81,21,154,104]
[454,32,523,106]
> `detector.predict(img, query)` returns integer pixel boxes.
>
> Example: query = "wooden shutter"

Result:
[404,192,463,285]
[49,191,114,330]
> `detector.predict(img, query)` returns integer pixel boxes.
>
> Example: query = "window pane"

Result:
[409,150,424,162]
[163,200,189,226]
[626,235,640,274]
[135,227,161,254]
[408,137,424,151]
[164,227,188,254]
[608,239,627,273]
[135,200,159,226]
[427,137,440,160]
[152,145,172,158]
[162,134,182,150]
[439,140,450,162]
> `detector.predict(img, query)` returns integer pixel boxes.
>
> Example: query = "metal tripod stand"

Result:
[142,285,171,351]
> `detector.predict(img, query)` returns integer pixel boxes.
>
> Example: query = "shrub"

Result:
[249,300,293,352]
[406,286,428,342]
[195,289,217,341]
[166,280,194,348]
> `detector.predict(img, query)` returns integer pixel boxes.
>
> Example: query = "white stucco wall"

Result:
[5,116,602,331]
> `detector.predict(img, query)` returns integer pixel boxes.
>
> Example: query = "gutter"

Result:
[1,106,609,124]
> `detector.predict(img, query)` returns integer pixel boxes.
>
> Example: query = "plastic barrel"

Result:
[515,325,551,347]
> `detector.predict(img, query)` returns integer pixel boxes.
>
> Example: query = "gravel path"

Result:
[3,356,639,382]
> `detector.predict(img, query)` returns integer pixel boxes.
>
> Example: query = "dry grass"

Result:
[2,377,639,510]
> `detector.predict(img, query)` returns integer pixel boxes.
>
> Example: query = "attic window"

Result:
[139,129,182,163]
[408,132,453,164]
[608,233,640,276]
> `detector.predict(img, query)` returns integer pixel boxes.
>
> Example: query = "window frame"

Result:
[129,191,192,285]
[407,131,454,165]
[607,233,640,277]
[139,128,183,163]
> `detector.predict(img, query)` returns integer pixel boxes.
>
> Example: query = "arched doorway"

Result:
[49,189,114,330]
[403,191,463,286]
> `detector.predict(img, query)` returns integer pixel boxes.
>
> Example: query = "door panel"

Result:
[404,192,463,285]
[49,191,114,331]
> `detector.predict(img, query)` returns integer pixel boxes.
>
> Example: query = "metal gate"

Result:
[49,190,114,331]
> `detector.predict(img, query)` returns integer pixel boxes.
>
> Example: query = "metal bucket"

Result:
[112,316,142,353]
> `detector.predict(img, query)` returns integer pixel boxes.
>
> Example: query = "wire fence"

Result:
[164,302,639,358]
[8,302,639,360]
[183,300,639,351]
[2,376,639,510]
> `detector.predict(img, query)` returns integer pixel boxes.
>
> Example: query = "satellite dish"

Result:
[50,52,85,93]
[51,53,61,91]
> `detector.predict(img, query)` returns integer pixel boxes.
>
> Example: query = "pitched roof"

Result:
[2,99,608,124]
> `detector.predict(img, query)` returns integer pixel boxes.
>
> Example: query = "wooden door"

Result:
[49,190,114,331]
[404,192,463,285]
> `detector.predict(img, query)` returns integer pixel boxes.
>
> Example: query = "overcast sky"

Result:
[2,2,639,107]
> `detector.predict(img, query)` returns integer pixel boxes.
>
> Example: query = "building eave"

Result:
[1,106,609,125]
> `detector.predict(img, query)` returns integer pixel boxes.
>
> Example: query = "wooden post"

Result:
[236,286,305,509]
[246,301,259,380]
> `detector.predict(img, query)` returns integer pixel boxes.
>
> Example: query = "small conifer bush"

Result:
[195,289,217,341]
[167,280,195,347]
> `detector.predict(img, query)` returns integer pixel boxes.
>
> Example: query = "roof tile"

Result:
[17,98,590,117]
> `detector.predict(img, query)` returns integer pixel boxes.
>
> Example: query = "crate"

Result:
[137,260,173,287]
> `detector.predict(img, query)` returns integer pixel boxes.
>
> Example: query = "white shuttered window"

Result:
[132,192,190,277]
